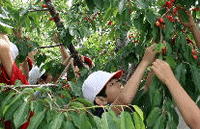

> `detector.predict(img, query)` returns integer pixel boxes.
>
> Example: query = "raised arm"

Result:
[152,59,200,129]
[179,9,200,48]
[113,45,155,106]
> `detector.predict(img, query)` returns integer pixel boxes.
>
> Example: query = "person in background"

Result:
[0,32,28,85]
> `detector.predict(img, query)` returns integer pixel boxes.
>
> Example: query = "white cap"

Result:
[28,63,45,85]
[10,42,19,60]
[82,70,122,102]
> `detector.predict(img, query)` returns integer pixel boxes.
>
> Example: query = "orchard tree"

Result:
[0,0,200,128]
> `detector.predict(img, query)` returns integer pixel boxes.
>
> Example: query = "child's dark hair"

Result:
[93,77,118,105]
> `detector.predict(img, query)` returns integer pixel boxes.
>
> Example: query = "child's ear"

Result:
[95,96,108,106]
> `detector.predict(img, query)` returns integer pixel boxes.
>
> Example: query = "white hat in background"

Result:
[28,63,45,85]
[82,70,122,102]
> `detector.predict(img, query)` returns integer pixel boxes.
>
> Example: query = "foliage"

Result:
[0,0,200,128]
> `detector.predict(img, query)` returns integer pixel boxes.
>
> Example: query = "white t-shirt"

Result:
[28,63,45,85]
[10,42,19,60]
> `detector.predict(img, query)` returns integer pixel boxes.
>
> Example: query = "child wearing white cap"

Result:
[82,45,155,116]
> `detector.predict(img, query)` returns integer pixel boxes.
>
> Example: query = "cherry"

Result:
[41,4,47,8]
[166,1,173,8]
[155,21,160,27]
[108,20,113,25]
[162,46,167,54]
[49,17,54,21]
[84,17,90,20]
[173,8,178,15]
[129,8,132,15]
[193,8,199,11]
[192,49,197,55]
[172,38,176,45]
[193,55,198,60]
[167,15,173,21]
[158,18,164,23]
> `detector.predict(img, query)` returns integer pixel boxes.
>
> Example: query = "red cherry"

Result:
[108,20,112,25]
[129,8,132,15]
[167,15,173,21]
[155,21,160,27]
[193,55,198,60]
[173,8,178,15]
[166,1,173,8]
[84,56,93,67]
[49,17,54,21]
[192,49,197,55]
[193,8,199,11]
[28,111,34,121]
[186,38,193,44]
[162,46,167,54]
[172,38,176,45]
[84,17,90,20]
[170,0,175,2]
[20,121,30,129]
[41,4,47,8]
[158,18,164,23]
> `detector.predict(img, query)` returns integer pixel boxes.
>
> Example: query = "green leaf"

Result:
[93,0,103,9]
[166,112,177,129]
[75,98,93,107]
[178,9,190,23]
[133,112,145,129]
[62,121,76,129]
[145,9,157,27]
[152,89,163,107]
[101,111,119,129]
[153,115,166,129]
[175,63,186,84]
[49,113,64,129]
[4,100,22,120]
[79,112,93,129]
[103,7,112,23]
[0,21,13,34]
[3,93,23,116]
[13,100,29,128]
[28,111,45,129]
[120,111,135,129]
[190,65,200,92]
[85,0,95,11]
[146,107,161,127]
[132,105,144,121]
[69,111,81,128]
[133,13,144,31]
[162,17,174,41]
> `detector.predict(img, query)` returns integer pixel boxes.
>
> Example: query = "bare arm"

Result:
[179,9,200,48]
[112,45,155,110]
[152,59,200,129]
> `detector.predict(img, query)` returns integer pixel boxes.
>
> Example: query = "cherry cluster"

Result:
[186,38,198,59]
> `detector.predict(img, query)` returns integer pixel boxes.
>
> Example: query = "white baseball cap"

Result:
[82,70,123,102]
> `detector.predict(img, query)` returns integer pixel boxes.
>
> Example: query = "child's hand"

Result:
[152,59,175,84]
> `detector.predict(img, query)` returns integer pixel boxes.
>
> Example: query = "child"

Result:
[0,33,28,85]
[82,45,155,116]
